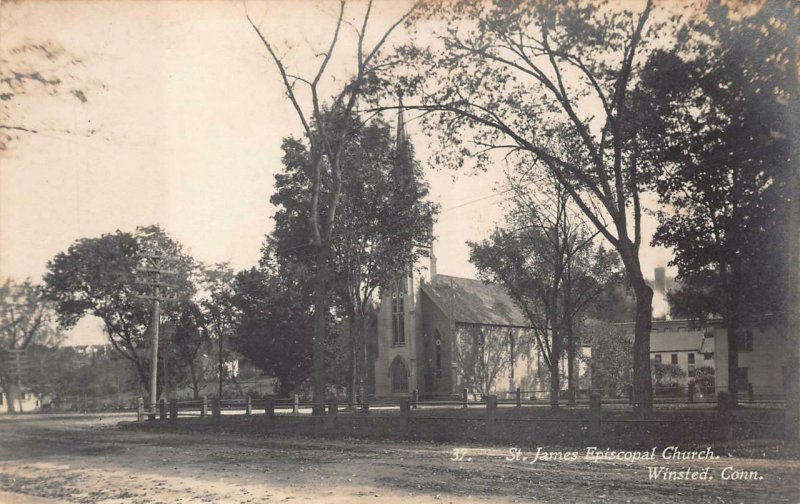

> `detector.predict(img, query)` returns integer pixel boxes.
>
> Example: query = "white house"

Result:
[0,389,42,413]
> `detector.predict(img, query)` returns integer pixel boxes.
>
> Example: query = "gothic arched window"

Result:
[390,356,409,393]
[391,280,405,346]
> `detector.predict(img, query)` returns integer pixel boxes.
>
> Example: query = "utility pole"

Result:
[7,348,27,413]
[136,251,176,420]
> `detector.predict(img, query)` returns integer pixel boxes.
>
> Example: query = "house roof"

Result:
[421,274,532,328]
[616,320,706,353]
[700,335,715,354]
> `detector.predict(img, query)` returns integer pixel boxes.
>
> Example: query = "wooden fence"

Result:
[136,387,786,443]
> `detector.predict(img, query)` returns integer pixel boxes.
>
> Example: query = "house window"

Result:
[688,353,696,377]
[671,354,678,365]
[654,354,662,364]
[736,330,754,352]
[704,353,713,361]
[736,367,749,389]
[390,357,409,393]
[392,281,405,346]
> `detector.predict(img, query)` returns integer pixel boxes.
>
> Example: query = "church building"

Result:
[372,258,544,398]
[372,100,589,400]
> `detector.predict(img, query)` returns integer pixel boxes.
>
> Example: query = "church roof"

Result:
[422,274,532,328]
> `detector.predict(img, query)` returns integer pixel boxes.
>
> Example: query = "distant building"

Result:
[705,318,787,398]
[617,319,714,385]
[0,389,42,414]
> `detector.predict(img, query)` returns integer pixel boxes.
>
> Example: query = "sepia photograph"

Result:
[1,0,799,502]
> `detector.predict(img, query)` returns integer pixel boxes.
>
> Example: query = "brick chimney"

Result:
[654,267,666,294]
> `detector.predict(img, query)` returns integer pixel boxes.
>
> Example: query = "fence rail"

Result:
[137,386,786,446]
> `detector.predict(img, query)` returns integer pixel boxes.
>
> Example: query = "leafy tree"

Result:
[582,319,632,399]
[334,110,436,403]
[693,366,716,396]
[247,0,418,411]
[636,2,792,404]
[43,225,196,402]
[399,0,661,413]
[453,325,529,396]
[270,112,436,402]
[0,279,62,412]
[192,263,236,399]
[469,178,620,409]
[168,301,211,400]
[651,361,686,395]
[24,344,140,409]
[231,260,313,398]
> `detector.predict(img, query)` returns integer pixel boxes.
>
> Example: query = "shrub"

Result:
[693,366,716,395]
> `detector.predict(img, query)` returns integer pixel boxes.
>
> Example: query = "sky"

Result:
[0,0,674,346]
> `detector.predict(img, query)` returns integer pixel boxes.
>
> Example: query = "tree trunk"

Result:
[727,255,745,406]
[567,322,576,405]
[218,332,224,399]
[189,358,200,401]
[550,325,561,410]
[726,323,739,404]
[631,278,654,415]
[618,238,654,416]
[549,356,560,411]
[311,248,330,415]
[362,312,370,400]
[3,384,16,414]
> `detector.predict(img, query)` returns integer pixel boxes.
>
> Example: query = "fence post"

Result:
[326,396,338,430]
[159,399,167,420]
[137,397,144,422]
[717,391,732,441]
[589,392,602,441]
[412,389,419,409]
[747,383,754,403]
[486,395,497,435]
[265,398,275,423]
[169,399,178,423]
[399,398,410,433]
[462,388,468,409]
[293,394,299,414]
[688,382,696,403]
[516,387,522,408]
[201,396,208,418]
[627,384,634,405]
[212,397,221,419]
[246,395,252,416]
[362,394,370,415]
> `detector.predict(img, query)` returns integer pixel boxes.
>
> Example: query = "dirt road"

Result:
[0,414,798,503]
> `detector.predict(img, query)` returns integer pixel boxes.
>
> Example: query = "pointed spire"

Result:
[392,88,413,190]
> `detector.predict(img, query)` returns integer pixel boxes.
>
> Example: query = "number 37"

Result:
[450,448,467,461]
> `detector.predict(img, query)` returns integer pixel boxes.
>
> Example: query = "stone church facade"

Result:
[372,255,544,398]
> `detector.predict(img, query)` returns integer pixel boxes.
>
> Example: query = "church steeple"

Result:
[393,90,412,186]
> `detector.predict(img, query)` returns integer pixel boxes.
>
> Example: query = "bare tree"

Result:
[400,0,658,413]
[247,0,418,411]
[454,325,511,396]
